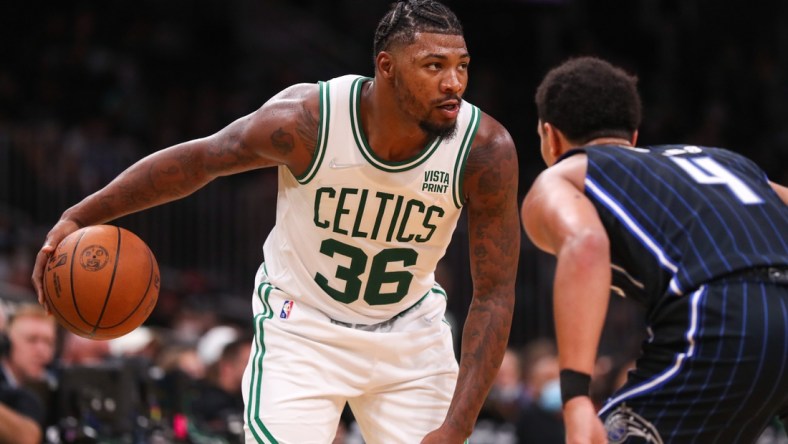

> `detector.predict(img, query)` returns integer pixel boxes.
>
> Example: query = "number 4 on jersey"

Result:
[671,156,763,204]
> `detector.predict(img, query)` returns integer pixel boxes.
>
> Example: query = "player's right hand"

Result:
[563,396,607,444]
[31,219,82,313]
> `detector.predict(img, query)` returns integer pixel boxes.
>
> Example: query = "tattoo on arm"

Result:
[116,149,203,208]
[446,139,519,433]
[205,131,259,174]
[295,103,319,156]
[451,291,513,429]
[271,128,295,156]
[464,143,511,200]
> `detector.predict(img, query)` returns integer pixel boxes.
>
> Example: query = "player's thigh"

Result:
[242,313,347,444]
[348,318,458,444]
[349,368,457,444]
[601,282,788,443]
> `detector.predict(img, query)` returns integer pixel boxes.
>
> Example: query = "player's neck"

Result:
[583,137,633,147]
[361,79,431,161]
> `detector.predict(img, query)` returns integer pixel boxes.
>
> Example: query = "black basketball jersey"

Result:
[569,144,788,311]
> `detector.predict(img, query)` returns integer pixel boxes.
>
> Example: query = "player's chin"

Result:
[421,117,458,139]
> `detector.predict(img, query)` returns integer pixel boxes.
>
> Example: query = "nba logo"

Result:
[280,300,294,319]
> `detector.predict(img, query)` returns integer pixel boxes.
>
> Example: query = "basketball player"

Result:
[31,1,520,442]
[521,56,788,443]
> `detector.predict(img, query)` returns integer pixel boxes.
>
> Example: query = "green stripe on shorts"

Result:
[246,282,277,443]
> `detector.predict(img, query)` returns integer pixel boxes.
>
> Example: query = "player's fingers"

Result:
[31,249,53,314]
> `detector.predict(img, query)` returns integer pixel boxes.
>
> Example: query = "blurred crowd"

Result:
[0,297,783,443]
[0,298,254,443]
[1,0,787,442]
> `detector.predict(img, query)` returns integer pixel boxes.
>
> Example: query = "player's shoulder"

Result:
[269,74,364,112]
[543,150,587,183]
[271,82,320,104]
[462,108,518,192]
[474,109,512,145]
[467,108,516,162]
[251,81,322,127]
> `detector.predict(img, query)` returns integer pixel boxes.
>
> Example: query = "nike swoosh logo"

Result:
[329,158,365,169]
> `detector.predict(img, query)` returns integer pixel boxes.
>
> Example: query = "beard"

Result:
[419,118,458,140]
[394,78,460,140]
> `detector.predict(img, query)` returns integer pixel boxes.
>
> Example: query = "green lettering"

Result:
[351,189,369,238]
[332,188,358,235]
[314,187,335,228]
[396,199,425,242]
[386,195,404,242]
[417,205,444,242]
[372,192,394,240]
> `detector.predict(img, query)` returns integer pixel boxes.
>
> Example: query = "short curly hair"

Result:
[535,56,642,144]
[373,0,464,63]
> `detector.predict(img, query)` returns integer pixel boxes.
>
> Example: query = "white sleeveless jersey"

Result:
[262,74,480,324]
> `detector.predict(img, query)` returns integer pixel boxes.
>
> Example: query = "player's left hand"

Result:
[421,424,468,444]
[563,396,607,444]
[31,218,82,313]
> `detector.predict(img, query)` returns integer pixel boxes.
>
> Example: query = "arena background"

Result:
[1,0,787,353]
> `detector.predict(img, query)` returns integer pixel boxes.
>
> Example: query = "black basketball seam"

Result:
[45,248,92,337]
[89,226,121,337]
[69,228,96,334]
[95,236,154,331]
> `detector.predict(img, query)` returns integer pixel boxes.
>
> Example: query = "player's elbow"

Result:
[560,229,610,269]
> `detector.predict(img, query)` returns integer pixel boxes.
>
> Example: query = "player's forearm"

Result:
[61,141,216,227]
[0,403,41,444]
[553,232,611,375]
[444,290,514,437]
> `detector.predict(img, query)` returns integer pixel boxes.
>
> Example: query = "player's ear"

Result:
[377,51,395,80]
[543,122,565,158]
[631,130,639,146]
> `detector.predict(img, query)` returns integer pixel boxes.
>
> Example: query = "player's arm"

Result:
[520,155,609,443]
[428,114,520,442]
[769,181,788,205]
[32,83,321,306]
[55,82,318,228]
[0,396,42,444]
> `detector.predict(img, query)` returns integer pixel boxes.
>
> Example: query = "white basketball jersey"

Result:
[262,74,480,324]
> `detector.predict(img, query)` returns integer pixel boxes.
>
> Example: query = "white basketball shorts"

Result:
[242,264,459,444]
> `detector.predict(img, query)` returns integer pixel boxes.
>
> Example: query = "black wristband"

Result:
[559,369,591,405]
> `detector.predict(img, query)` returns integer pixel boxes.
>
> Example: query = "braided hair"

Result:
[373,0,464,62]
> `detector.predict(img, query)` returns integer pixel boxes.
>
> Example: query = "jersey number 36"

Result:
[315,238,418,306]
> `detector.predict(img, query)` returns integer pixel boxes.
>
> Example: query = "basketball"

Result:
[42,224,160,340]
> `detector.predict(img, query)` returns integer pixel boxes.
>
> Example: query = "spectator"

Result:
[190,336,253,441]
[473,347,523,443]
[0,303,57,444]
[515,338,564,444]
[59,331,111,367]
[156,342,206,383]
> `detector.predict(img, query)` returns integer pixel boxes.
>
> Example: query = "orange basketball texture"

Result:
[43,225,160,340]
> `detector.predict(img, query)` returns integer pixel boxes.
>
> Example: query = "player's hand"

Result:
[31,219,82,312]
[421,423,468,444]
[563,396,607,444]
